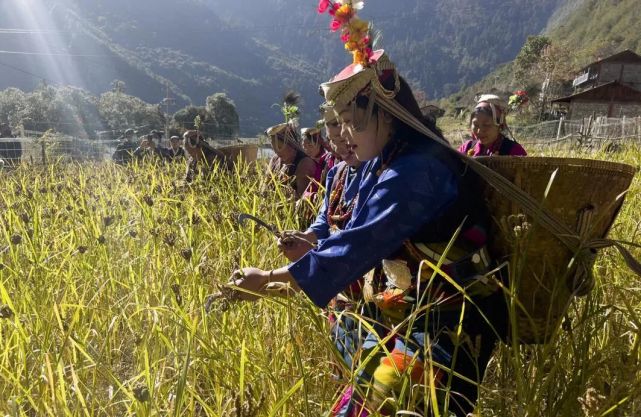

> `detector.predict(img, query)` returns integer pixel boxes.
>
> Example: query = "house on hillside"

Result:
[420,104,445,121]
[572,50,641,92]
[551,50,641,118]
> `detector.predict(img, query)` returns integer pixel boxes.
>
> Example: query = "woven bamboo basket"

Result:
[217,143,258,165]
[477,156,637,344]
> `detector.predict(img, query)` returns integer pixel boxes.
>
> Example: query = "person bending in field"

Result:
[112,128,139,164]
[301,125,336,196]
[133,134,166,161]
[163,135,186,161]
[296,125,338,224]
[279,108,364,371]
[228,46,508,416]
[182,130,230,182]
[280,112,361,262]
[459,95,527,157]
[265,123,316,199]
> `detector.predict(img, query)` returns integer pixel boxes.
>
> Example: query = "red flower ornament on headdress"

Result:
[318,0,330,13]
[318,0,372,66]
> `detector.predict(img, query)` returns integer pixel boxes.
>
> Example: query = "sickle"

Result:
[237,213,280,237]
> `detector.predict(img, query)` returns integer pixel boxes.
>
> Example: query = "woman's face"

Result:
[471,112,501,146]
[270,136,295,162]
[338,103,392,162]
[326,119,359,167]
[302,135,322,158]
[325,118,342,143]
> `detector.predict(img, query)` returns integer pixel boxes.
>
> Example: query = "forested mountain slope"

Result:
[1,0,569,133]
[443,0,641,113]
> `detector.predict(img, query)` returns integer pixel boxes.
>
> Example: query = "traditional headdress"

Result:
[301,127,321,138]
[266,91,304,152]
[317,1,442,141]
[315,1,641,335]
[280,91,301,126]
[301,126,327,150]
[320,101,339,124]
[473,94,507,128]
[265,123,303,152]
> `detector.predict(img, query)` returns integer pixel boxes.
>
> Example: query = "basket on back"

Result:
[218,143,258,165]
[477,157,637,344]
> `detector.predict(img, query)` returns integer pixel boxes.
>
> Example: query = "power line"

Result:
[0,28,68,34]
[0,14,405,36]
[0,60,54,84]
[0,50,106,57]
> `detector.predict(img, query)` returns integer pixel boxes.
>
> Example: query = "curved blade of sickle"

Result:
[237,213,280,237]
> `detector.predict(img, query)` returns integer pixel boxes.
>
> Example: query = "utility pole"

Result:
[161,84,176,143]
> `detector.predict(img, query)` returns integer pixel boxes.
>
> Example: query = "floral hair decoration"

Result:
[318,0,372,66]
[266,91,304,152]
[318,1,402,132]
[508,90,529,111]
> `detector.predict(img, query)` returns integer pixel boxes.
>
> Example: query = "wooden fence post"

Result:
[41,140,46,165]
[555,116,564,144]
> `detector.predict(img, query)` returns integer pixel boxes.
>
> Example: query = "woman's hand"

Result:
[226,267,301,301]
[278,231,316,262]
[227,267,270,301]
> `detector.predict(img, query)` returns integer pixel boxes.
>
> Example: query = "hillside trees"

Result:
[0,84,239,139]
[51,87,104,137]
[514,36,552,85]
[172,93,240,140]
[547,0,641,66]
[171,106,211,137]
[0,84,168,137]
[0,85,103,137]
[206,93,239,139]
[97,90,165,133]
[0,88,27,127]
[111,80,127,94]
[512,36,575,117]
[1,0,570,134]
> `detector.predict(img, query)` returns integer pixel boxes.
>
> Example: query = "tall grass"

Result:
[476,145,641,417]
[0,144,639,416]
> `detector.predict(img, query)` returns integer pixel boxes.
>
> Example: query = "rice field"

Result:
[0,144,640,416]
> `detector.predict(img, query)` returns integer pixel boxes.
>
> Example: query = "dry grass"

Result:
[0,144,639,416]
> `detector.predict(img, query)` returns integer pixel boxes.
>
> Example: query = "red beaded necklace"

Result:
[328,165,358,231]
[327,139,406,231]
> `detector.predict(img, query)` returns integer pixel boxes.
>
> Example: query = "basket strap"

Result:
[587,239,641,276]
[375,96,641,277]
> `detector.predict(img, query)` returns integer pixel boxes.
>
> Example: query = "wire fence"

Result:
[511,116,641,151]
[3,117,640,166]
[0,131,272,166]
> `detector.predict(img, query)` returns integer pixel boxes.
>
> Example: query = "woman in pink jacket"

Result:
[459,94,527,157]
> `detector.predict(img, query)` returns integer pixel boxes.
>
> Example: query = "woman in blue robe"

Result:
[278,110,365,372]
[230,50,506,417]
